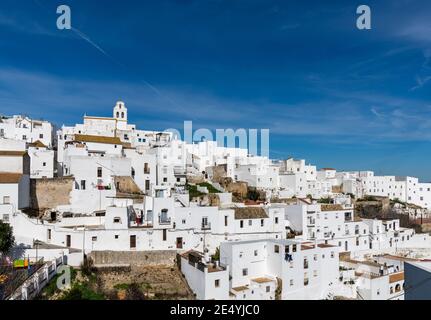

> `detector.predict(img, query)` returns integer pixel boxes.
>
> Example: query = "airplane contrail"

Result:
[33,0,182,109]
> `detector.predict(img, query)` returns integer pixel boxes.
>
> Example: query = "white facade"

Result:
[0,115,53,148]
[220,239,339,300]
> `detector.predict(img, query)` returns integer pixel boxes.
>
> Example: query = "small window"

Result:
[290,279,294,286]
[97,167,102,178]
[92,236,97,242]
[113,217,121,223]
[224,216,228,227]
[254,250,258,256]
[43,162,46,167]
[215,279,220,288]
[242,268,248,276]
[266,286,270,293]
[275,217,279,224]
[274,245,280,253]
[39,134,43,139]
[261,219,264,227]
[240,220,244,228]
[115,235,119,239]
[248,220,252,226]
[3,196,10,204]
[80,180,86,190]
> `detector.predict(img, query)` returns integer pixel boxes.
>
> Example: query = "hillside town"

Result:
[1,101,431,300]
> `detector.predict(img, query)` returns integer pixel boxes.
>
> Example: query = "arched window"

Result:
[390,287,394,294]
[395,284,401,292]
[116,112,119,118]
[121,112,124,118]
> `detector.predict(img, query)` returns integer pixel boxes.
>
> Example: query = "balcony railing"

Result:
[202,222,211,230]
[159,216,171,225]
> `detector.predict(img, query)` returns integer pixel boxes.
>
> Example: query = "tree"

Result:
[0,222,14,256]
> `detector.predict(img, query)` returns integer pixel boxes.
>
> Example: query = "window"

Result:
[254,250,258,256]
[240,220,244,228]
[130,235,136,249]
[43,162,46,167]
[115,235,119,239]
[47,229,51,240]
[248,220,252,226]
[274,245,280,253]
[163,229,167,241]
[39,134,43,139]
[275,217,279,224]
[97,167,102,178]
[215,280,220,288]
[261,219,264,227]
[292,244,297,252]
[113,217,121,223]
[144,163,150,174]
[80,180,86,190]
[242,268,248,276]
[92,236,97,242]
[290,279,294,286]
[266,286,270,293]
[3,196,10,204]
[224,216,228,227]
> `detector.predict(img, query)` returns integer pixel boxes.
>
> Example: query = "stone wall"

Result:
[90,250,177,267]
[226,181,248,199]
[30,177,73,211]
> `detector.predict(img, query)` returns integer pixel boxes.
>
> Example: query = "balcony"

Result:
[324,232,332,238]
[307,219,315,226]
[202,222,211,230]
[158,216,171,225]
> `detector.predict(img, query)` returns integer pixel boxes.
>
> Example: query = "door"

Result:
[66,235,71,248]
[176,237,183,249]
[130,235,136,249]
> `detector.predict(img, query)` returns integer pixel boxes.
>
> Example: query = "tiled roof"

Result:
[29,140,47,148]
[74,134,122,145]
[389,272,404,283]
[234,207,268,220]
[0,172,22,183]
[232,286,249,292]
[0,151,26,157]
[321,204,344,211]
[252,277,274,284]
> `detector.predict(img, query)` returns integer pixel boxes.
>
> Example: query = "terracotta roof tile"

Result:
[0,173,22,183]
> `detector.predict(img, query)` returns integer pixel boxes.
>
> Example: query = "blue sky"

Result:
[1,0,431,179]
